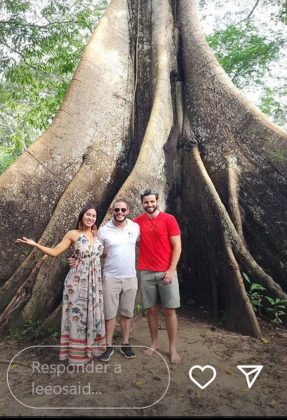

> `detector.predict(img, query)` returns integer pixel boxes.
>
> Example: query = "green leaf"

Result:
[242,272,250,283]
[250,283,266,292]
[265,296,275,305]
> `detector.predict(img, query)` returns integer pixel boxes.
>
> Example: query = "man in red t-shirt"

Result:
[134,189,182,364]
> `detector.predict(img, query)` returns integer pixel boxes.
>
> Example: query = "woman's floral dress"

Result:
[59,233,106,365]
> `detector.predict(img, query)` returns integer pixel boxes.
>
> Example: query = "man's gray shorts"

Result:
[138,270,180,309]
[103,276,138,319]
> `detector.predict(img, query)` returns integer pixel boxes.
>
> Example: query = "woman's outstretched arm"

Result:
[16,231,74,257]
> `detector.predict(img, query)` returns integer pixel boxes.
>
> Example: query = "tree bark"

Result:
[1,0,287,337]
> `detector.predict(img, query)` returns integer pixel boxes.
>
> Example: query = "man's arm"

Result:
[163,235,182,284]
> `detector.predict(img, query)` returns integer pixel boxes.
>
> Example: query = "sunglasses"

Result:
[114,208,127,213]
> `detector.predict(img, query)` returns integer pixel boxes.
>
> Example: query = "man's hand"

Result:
[68,256,79,269]
[163,269,175,284]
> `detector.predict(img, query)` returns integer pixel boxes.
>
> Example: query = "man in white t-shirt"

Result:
[97,199,140,362]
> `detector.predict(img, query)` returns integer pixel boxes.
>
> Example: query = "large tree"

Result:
[0,0,287,337]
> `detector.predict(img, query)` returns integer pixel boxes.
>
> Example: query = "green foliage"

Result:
[0,0,106,173]
[134,303,143,315]
[201,1,287,129]
[243,272,266,317]
[272,0,287,24]
[9,319,59,342]
[265,297,287,325]
[207,23,281,89]
[260,86,287,128]
[243,272,287,326]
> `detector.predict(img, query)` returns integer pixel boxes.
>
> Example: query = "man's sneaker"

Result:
[99,346,114,362]
[120,344,136,359]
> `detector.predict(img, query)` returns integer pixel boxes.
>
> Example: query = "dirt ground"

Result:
[0,309,287,417]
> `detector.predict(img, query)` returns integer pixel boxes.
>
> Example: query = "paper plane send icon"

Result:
[237,365,263,388]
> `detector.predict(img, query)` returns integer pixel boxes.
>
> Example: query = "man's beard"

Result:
[114,215,127,223]
[144,206,157,214]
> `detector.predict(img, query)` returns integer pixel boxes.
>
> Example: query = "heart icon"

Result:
[189,365,217,389]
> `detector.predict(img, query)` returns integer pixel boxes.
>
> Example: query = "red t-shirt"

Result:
[134,212,181,272]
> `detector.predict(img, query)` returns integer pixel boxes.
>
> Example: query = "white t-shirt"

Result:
[98,219,140,278]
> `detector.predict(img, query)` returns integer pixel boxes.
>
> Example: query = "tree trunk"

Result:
[1,0,287,337]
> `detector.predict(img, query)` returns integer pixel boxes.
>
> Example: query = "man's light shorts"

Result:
[138,270,180,309]
[103,276,138,319]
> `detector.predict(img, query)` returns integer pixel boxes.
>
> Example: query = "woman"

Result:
[16,203,106,365]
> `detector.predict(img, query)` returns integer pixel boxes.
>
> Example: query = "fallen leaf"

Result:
[135,380,145,387]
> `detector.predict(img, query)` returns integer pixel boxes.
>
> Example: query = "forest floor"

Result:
[0,308,287,417]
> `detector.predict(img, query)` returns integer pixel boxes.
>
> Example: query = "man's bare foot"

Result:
[170,350,181,365]
[144,345,158,356]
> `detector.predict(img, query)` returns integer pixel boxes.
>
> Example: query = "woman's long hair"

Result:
[76,203,98,235]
